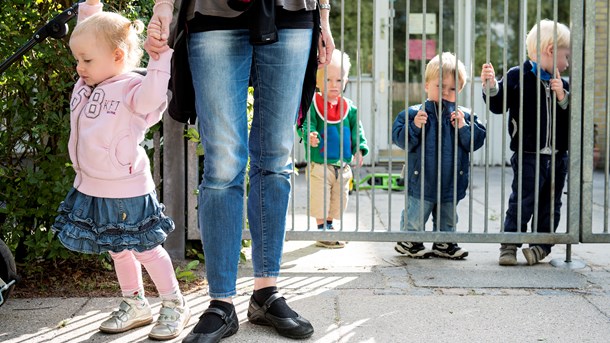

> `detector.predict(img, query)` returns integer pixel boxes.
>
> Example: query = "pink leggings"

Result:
[109,246,179,298]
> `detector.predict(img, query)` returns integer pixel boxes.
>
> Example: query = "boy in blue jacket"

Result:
[393,52,486,259]
[481,19,570,266]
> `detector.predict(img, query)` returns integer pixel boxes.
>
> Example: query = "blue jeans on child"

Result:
[400,196,459,232]
[504,152,569,253]
[188,28,312,298]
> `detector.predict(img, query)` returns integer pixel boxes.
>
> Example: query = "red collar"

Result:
[313,93,349,123]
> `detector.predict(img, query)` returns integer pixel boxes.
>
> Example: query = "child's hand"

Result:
[481,63,496,89]
[352,150,364,168]
[85,0,100,5]
[451,109,466,129]
[550,68,565,102]
[309,132,320,147]
[414,110,428,128]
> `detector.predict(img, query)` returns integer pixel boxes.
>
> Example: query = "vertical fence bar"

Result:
[573,0,588,241]
[468,0,476,233]
[548,0,558,235]
[355,0,362,232]
[453,0,459,230]
[484,0,491,234]
[370,0,378,232]
[516,0,527,236]
[605,0,610,234]
[339,0,345,232]
[500,0,508,233]
[435,0,443,233]
[532,0,541,234]
[388,0,395,232]
[419,0,427,230]
[404,0,411,234]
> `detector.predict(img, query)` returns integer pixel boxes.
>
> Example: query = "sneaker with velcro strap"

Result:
[394,241,434,258]
[148,296,191,340]
[499,244,518,266]
[522,245,548,265]
[432,243,469,259]
[99,296,153,333]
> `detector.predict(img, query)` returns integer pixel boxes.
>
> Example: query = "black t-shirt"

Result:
[187,7,314,32]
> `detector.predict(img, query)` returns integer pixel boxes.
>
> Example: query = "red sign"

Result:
[409,39,436,60]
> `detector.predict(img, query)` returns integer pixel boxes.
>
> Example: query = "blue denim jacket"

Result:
[392,100,486,202]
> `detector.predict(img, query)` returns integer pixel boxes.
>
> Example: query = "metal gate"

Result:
[160,0,610,258]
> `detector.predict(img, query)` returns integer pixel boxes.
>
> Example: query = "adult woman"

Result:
[147,1,334,341]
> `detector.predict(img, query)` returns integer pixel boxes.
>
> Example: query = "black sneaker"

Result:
[432,243,468,259]
[394,242,434,258]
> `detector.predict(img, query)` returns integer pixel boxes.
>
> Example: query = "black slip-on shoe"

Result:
[182,307,238,343]
[247,293,314,339]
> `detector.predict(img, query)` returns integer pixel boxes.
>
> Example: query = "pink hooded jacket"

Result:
[68,3,173,198]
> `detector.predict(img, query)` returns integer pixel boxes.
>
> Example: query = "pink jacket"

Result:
[69,3,173,198]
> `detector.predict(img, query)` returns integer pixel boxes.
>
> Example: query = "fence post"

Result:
[162,111,186,259]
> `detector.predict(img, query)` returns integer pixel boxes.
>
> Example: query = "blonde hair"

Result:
[317,49,352,80]
[526,19,570,61]
[425,52,468,91]
[332,49,352,77]
[70,12,144,72]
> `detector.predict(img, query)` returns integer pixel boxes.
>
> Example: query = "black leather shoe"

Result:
[182,307,238,343]
[247,293,314,339]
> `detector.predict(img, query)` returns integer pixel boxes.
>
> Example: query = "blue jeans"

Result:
[189,29,312,298]
[504,152,569,253]
[400,196,459,233]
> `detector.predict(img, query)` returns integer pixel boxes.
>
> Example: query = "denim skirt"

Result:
[52,188,175,254]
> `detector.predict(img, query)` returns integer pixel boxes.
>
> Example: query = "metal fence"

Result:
[159,0,610,259]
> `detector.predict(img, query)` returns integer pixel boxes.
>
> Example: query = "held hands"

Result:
[145,1,173,60]
[309,132,320,147]
[550,68,566,102]
[451,109,466,129]
[481,63,496,89]
[413,110,428,128]
[144,19,167,57]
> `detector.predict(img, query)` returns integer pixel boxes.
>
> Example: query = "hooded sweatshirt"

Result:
[68,3,173,198]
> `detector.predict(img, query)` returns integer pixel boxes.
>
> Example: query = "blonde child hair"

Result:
[317,49,352,81]
[526,19,570,62]
[70,12,145,72]
[425,52,468,91]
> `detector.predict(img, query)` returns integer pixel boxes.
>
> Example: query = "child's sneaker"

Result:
[149,296,191,340]
[432,243,468,259]
[394,242,433,258]
[498,244,518,266]
[99,296,153,333]
[522,245,548,265]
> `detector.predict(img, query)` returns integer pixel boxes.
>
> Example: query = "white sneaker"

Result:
[99,296,153,333]
[148,296,191,340]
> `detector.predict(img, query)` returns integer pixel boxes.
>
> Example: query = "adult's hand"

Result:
[145,1,174,60]
[317,7,335,67]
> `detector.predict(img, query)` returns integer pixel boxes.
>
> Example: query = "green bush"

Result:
[0,0,154,263]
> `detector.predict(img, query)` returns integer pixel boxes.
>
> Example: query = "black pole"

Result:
[0,3,79,74]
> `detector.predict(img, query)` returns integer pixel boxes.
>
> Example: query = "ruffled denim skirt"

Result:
[52,188,175,254]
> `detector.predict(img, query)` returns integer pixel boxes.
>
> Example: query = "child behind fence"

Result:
[393,52,486,260]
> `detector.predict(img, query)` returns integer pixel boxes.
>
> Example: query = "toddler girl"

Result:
[52,1,189,340]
